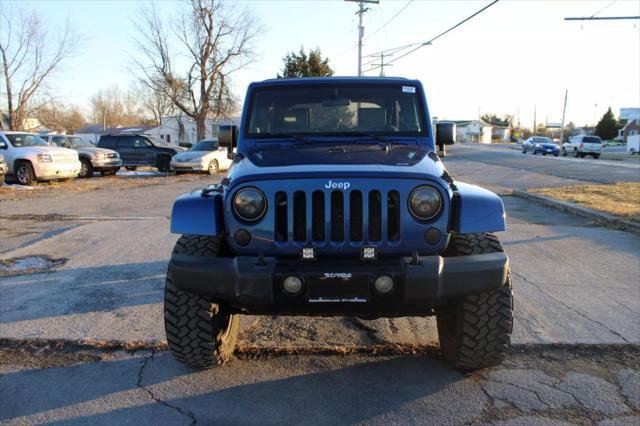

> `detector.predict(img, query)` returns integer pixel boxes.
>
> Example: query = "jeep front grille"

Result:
[273,189,401,245]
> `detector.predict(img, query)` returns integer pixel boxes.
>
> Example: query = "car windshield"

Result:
[5,133,49,147]
[532,137,551,144]
[246,84,427,139]
[189,140,218,151]
[68,136,93,147]
[148,136,170,146]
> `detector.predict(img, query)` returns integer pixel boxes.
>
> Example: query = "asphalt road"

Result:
[1,145,639,424]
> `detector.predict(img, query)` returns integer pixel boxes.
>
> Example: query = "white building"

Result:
[453,120,493,144]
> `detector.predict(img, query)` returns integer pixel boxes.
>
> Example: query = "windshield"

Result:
[189,140,218,151]
[68,136,93,147]
[246,84,427,139]
[532,137,552,144]
[5,133,49,147]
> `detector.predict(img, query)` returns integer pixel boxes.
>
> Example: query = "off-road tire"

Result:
[436,233,513,371]
[593,154,600,159]
[164,235,239,368]
[79,158,93,178]
[561,148,567,156]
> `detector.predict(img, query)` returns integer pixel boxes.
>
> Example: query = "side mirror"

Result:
[436,122,456,146]
[218,125,237,160]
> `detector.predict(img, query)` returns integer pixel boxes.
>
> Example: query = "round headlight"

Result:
[233,187,267,221]
[409,185,442,220]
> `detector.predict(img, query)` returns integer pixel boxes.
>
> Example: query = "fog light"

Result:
[374,275,394,294]
[361,246,377,260]
[425,228,442,245]
[282,275,303,295]
[234,229,251,246]
[301,247,315,260]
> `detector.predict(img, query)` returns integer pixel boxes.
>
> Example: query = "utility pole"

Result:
[533,105,537,136]
[559,89,568,144]
[346,0,379,76]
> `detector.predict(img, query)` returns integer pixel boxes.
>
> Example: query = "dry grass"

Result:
[0,171,210,201]
[530,182,640,222]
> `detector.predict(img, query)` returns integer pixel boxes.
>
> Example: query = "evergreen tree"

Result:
[595,107,621,140]
[280,47,334,78]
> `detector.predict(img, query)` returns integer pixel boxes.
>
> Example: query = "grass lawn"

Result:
[530,182,640,222]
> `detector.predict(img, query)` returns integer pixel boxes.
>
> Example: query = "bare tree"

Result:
[90,85,144,129]
[0,5,78,130]
[134,0,258,140]
[134,79,175,126]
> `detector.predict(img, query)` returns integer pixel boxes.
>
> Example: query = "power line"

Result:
[590,0,618,18]
[365,0,500,72]
[390,0,500,66]
[364,0,415,42]
[564,16,640,21]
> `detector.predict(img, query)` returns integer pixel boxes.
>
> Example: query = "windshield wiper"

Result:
[261,133,315,144]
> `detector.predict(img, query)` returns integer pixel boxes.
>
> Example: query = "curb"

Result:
[511,189,640,235]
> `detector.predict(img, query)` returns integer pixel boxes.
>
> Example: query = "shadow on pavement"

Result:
[1,352,481,425]
[0,261,167,323]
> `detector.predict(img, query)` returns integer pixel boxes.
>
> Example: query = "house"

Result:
[451,120,493,144]
[622,119,640,143]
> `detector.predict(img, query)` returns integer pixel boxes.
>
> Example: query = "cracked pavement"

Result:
[1,144,639,424]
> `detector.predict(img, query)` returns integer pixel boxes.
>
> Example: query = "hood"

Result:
[75,146,117,155]
[173,151,211,162]
[246,143,428,167]
[15,145,77,155]
[226,144,447,189]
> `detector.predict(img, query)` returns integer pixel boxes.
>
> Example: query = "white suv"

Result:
[0,131,81,185]
[562,135,603,159]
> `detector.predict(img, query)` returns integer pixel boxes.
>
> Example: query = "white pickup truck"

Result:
[0,131,81,185]
[562,135,603,159]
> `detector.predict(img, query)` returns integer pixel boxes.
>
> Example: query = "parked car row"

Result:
[0,130,232,186]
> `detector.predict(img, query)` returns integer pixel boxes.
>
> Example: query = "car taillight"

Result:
[579,143,584,148]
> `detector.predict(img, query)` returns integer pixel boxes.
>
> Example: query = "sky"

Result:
[13,0,640,129]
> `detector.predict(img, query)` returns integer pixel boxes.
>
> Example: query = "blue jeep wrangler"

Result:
[165,77,513,371]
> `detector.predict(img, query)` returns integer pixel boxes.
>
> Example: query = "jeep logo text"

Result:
[324,180,351,190]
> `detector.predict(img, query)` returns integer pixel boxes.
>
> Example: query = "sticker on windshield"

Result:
[402,86,416,93]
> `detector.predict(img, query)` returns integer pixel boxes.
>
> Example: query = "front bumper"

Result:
[170,161,207,172]
[169,252,509,315]
[34,161,81,180]
[92,158,122,169]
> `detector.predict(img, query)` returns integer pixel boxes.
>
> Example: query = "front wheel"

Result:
[561,148,567,156]
[208,159,219,175]
[593,154,600,159]
[15,162,36,186]
[157,157,170,173]
[78,158,94,178]
[165,235,240,368]
[436,233,513,371]
[573,149,579,158]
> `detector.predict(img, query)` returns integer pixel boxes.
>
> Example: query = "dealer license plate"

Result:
[307,273,369,303]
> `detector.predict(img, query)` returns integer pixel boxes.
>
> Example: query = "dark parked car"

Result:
[97,134,184,172]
